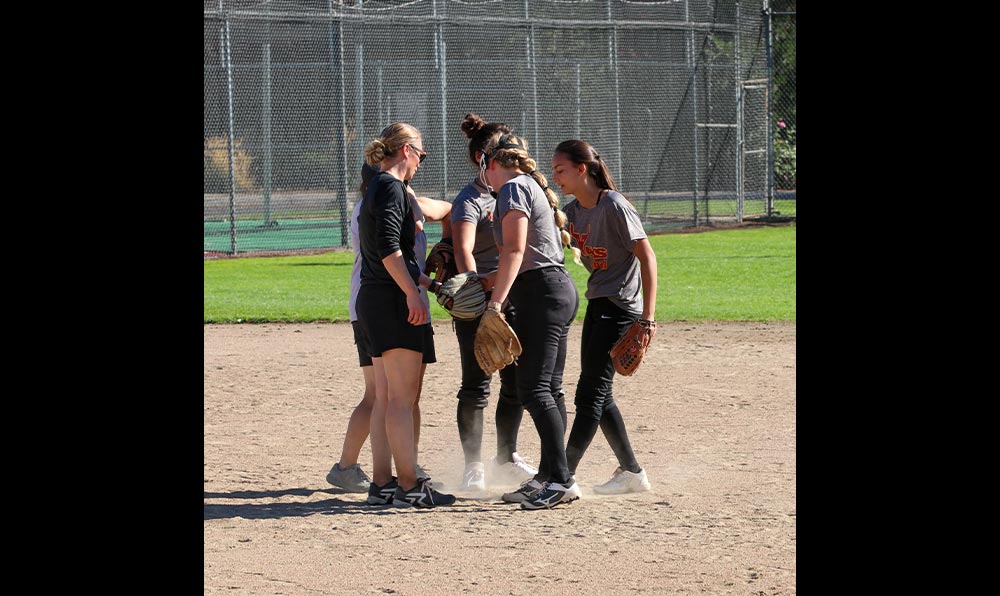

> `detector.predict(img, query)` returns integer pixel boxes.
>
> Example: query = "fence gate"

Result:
[739,78,769,222]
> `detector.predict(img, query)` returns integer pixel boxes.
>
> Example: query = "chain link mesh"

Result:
[204,0,791,256]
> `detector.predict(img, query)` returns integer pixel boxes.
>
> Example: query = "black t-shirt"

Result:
[359,171,420,286]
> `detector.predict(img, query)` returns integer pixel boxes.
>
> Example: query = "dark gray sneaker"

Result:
[366,477,398,505]
[392,479,457,508]
[501,478,547,503]
[520,480,582,510]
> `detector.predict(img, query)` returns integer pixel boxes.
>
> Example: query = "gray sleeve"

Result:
[615,198,647,250]
[500,181,532,216]
[450,195,479,225]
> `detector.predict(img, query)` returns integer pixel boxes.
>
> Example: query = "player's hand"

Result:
[406,292,429,326]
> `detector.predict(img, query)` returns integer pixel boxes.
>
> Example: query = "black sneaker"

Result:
[392,479,457,508]
[366,476,398,505]
[520,480,582,510]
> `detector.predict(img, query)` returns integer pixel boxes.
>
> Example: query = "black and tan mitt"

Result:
[436,271,487,321]
[424,238,458,284]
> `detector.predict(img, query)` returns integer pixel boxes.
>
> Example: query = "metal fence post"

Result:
[607,0,623,185]
[526,0,539,154]
[356,43,365,172]
[575,63,581,139]
[764,0,775,217]
[221,2,237,254]
[376,61,384,124]
[734,0,744,224]
[329,0,349,247]
[263,42,273,227]
[644,107,652,220]
[705,32,712,223]
[686,0,700,227]
[435,0,448,199]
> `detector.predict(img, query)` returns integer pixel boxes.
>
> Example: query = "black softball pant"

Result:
[565,297,641,475]
[507,265,579,485]
[454,307,523,465]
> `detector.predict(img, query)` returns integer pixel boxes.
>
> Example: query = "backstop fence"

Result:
[204,0,796,255]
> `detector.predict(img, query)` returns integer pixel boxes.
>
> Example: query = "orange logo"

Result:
[569,223,608,270]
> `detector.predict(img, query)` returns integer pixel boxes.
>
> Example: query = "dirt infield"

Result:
[204,321,796,595]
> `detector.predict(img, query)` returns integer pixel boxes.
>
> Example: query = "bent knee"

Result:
[457,390,489,410]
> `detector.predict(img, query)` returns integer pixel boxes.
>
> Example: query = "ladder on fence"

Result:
[695,78,768,225]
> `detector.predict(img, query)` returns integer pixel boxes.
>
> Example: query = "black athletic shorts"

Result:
[352,320,374,367]
[355,284,437,364]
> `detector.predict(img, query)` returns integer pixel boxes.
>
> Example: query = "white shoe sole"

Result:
[520,493,580,510]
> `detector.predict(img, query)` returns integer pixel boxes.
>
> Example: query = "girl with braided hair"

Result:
[478,132,582,510]
[449,114,538,492]
[551,139,657,494]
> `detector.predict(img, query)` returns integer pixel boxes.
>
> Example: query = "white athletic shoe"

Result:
[489,452,538,486]
[459,462,486,491]
[592,467,651,495]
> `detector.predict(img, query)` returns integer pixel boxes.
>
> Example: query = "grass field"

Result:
[204,223,795,323]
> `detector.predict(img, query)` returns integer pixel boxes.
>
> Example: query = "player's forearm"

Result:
[452,221,477,273]
[636,241,658,320]
[489,248,523,306]
[492,211,528,306]
[414,195,452,222]
[381,251,420,298]
[640,264,657,320]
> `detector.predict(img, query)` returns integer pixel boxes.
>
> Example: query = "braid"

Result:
[521,156,572,250]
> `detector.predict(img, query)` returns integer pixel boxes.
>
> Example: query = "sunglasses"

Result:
[408,143,427,164]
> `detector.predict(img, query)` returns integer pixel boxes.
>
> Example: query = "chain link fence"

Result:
[204,0,794,256]
[768,0,795,217]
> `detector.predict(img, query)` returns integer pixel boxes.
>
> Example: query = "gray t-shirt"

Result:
[492,174,565,275]
[449,180,500,276]
[563,190,647,315]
